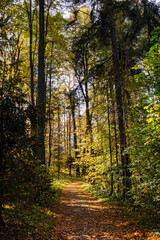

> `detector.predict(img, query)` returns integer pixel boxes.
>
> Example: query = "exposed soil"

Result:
[51,181,159,240]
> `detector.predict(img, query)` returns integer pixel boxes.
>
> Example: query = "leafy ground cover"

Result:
[0,173,76,240]
[52,181,160,239]
[83,182,160,238]
[1,178,159,239]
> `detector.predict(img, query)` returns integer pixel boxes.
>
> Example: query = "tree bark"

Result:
[84,51,92,138]
[57,105,61,178]
[109,79,120,193]
[109,5,131,200]
[48,58,53,167]
[29,0,34,107]
[68,111,72,177]
[37,0,45,164]
[107,86,113,196]
[0,101,5,229]
[70,92,80,177]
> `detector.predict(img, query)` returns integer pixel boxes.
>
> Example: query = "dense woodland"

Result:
[0,0,160,237]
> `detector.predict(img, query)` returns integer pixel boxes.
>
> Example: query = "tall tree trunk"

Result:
[68,111,72,177]
[109,5,131,200]
[63,107,66,155]
[70,93,80,177]
[107,86,113,196]
[84,52,92,139]
[78,50,92,175]
[57,105,61,178]
[48,59,52,167]
[29,0,37,138]
[0,103,5,229]
[24,0,36,137]
[29,0,34,107]
[37,0,45,164]
[109,79,120,193]
[2,53,6,91]
[0,152,5,230]
[113,99,120,193]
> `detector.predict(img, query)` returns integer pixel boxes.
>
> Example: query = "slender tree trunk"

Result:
[24,0,35,105]
[113,101,120,193]
[84,52,92,139]
[70,93,80,177]
[0,103,5,229]
[2,53,6,91]
[68,111,72,177]
[28,0,37,138]
[48,60,52,167]
[63,107,66,155]
[109,79,120,193]
[57,105,61,178]
[0,153,5,229]
[29,0,34,107]
[37,0,45,164]
[109,5,131,200]
[107,86,113,196]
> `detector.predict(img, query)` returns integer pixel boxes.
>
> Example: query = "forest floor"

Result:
[51,181,159,240]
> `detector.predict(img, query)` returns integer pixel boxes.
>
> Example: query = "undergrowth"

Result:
[83,181,160,236]
[1,172,76,240]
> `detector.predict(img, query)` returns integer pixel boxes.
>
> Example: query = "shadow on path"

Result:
[51,182,159,240]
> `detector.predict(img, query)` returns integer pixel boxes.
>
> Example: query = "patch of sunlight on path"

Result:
[51,182,159,240]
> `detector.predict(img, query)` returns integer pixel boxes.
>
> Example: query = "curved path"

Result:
[52,182,159,240]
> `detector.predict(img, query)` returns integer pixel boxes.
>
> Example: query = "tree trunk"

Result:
[29,0,37,138]
[68,111,72,177]
[0,103,5,229]
[107,86,113,196]
[29,0,34,107]
[57,105,61,178]
[109,5,131,200]
[84,52,92,139]
[24,0,36,137]
[109,79,120,193]
[48,59,52,167]
[70,93,80,177]
[113,99,120,194]
[63,107,66,156]
[37,0,45,164]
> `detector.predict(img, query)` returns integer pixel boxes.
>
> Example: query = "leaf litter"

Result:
[51,182,159,240]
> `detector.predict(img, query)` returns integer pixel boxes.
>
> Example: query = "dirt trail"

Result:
[52,182,159,240]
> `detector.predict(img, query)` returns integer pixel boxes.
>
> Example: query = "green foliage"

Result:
[0,93,57,236]
[3,203,56,236]
[126,99,160,212]
[83,181,110,199]
[0,96,52,195]
[123,27,160,225]
[82,26,160,225]
[134,27,160,97]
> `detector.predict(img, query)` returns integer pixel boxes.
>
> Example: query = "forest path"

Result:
[52,182,158,240]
